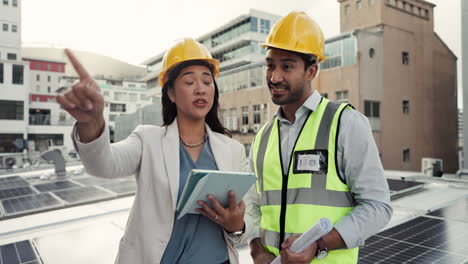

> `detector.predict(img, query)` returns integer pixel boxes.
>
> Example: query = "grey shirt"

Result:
[249,91,392,249]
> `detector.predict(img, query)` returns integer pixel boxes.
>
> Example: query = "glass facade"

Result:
[217,64,265,93]
[212,18,253,47]
[260,19,270,34]
[147,58,162,72]
[213,41,257,63]
[321,35,356,70]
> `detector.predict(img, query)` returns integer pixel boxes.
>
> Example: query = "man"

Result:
[244,11,392,264]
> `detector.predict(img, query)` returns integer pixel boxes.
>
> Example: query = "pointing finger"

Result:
[65,49,90,80]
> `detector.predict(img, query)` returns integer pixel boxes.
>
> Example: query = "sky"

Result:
[20,0,462,106]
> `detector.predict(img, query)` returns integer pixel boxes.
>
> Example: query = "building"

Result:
[61,76,153,142]
[328,0,458,172]
[21,57,76,155]
[142,2,457,173]
[462,0,468,173]
[0,0,30,168]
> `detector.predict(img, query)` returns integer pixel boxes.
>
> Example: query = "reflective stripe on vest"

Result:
[252,98,359,263]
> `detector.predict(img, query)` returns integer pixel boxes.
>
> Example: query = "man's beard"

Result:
[268,81,305,106]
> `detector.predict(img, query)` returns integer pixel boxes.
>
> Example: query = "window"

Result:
[242,106,249,125]
[260,19,270,34]
[364,100,380,131]
[109,114,118,121]
[103,91,110,96]
[36,74,40,81]
[402,52,409,65]
[47,76,51,82]
[129,93,138,102]
[27,134,64,151]
[36,85,40,92]
[3,24,8,32]
[29,109,51,125]
[211,18,251,47]
[403,149,410,162]
[12,0,16,6]
[336,91,348,102]
[47,64,51,71]
[253,105,261,124]
[345,4,350,15]
[369,48,375,58]
[114,92,127,101]
[364,101,380,118]
[47,86,51,93]
[140,94,149,101]
[0,100,24,120]
[12,64,24,84]
[35,63,40,70]
[7,53,16,60]
[321,35,356,70]
[357,0,362,9]
[2,0,7,6]
[59,112,66,122]
[0,63,3,83]
[403,100,409,114]
[0,134,23,153]
[250,17,258,32]
[12,24,17,32]
[110,103,126,112]
[230,108,238,131]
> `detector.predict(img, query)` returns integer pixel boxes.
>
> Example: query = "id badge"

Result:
[293,149,328,174]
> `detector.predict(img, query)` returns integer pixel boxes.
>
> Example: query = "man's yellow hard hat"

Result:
[262,11,327,62]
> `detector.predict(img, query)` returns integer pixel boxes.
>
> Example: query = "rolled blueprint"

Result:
[270,218,333,264]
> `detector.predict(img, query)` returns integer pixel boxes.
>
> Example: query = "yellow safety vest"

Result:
[252,98,359,263]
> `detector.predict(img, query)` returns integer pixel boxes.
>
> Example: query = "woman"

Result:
[57,38,252,264]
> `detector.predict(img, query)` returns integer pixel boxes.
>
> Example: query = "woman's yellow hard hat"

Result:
[159,38,220,87]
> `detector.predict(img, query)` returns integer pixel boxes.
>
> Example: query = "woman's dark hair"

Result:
[161,59,231,137]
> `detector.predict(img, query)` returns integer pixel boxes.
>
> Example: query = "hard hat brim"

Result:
[158,58,220,87]
[261,42,327,63]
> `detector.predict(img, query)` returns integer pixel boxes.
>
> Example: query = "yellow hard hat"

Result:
[158,38,220,87]
[262,11,327,62]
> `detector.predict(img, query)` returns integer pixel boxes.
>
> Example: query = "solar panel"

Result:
[387,178,425,200]
[427,197,468,223]
[97,180,137,196]
[359,217,468,263]
[52,186,115,205]
[0,240,42,264]
[0,186,37,200]
[33,180,81,192]
[1,193,63,217]
[72,176,130,186]
[0,176,30,190]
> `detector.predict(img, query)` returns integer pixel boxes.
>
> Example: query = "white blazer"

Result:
[73,119,253,264]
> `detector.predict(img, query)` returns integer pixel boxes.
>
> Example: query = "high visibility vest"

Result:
[252,98,359,263]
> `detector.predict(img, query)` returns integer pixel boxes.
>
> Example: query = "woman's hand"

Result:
[196,190,245,233]
[57,49,105,123]
[57,49,106,142]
